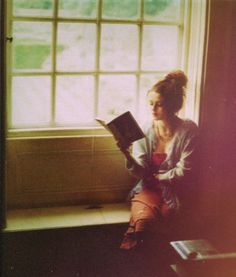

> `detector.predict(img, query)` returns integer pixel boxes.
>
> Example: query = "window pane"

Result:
[56,76,95,126]
[144,0,181,22]
[57,23,96,72]
[142,25,178,70]
[98,75,136,119]
[100,24,139,71]
[58,0,97,18]
[13,22,52,71]
[12,76,51,128]
[13,0,53,17]
[102,0,140,20]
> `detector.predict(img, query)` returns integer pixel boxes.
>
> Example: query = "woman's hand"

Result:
[153,173,162,189]
[116,141,131,153]
[153,173,160,180]
[116,141,133,161]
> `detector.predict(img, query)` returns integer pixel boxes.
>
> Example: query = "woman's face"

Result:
[147,90,168,121]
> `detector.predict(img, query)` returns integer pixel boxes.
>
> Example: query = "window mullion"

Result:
[136,0,145,118]
[180,0,190,70]
[6,0,13,129]
[94,0,103,118]
[51,0,59,127]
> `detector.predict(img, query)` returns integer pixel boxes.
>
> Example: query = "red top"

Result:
[152,152,167,166]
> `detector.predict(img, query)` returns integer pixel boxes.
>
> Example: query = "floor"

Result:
[2,224,178,277]
[2,203,180,277]
[3,204,236,276]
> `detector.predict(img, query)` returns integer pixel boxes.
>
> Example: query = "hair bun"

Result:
[165,70,188,88]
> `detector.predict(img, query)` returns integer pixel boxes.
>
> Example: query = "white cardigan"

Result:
[126,119,199,211]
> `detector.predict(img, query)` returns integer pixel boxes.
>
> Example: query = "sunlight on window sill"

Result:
[7,127,110,139]
[4,203,130,232]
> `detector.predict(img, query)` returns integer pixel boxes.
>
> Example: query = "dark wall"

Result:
[0,0,6,228]
[199,0,236,242]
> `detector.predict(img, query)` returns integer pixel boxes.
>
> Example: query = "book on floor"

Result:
[170,239,219,260]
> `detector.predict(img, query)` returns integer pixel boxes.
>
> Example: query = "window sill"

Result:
[7,127,110,139]
[4,203,130,232]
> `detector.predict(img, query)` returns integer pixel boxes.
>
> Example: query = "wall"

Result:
[5,0,236,214]
[198,0,236,233]
[1,0,6,226]
[6,136,135,208]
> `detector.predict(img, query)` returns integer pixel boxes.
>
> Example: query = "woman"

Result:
[118,70,199,250]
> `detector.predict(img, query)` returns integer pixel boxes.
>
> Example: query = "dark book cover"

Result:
[96,111,145,145]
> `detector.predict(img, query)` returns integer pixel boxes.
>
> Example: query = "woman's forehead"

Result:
[147,90,164,102]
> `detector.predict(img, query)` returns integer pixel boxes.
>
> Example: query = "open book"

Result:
[170,239,219,260]
[96,111,145,146]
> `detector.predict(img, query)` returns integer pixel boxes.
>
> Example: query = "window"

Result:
[6,0,206,134]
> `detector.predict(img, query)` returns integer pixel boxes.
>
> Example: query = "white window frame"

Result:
[5,0,207,138]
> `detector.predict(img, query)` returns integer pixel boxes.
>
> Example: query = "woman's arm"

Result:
[155,129,199,186]
[117,138,150,180]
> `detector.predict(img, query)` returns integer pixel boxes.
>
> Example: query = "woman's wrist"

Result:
[153,173,160,180]
[125,154,136,166]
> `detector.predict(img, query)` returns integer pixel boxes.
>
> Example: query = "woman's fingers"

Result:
[153,173,159,180]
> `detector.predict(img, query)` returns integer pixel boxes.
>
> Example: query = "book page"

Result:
[170,240,219,260]
[95,118,110,132]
